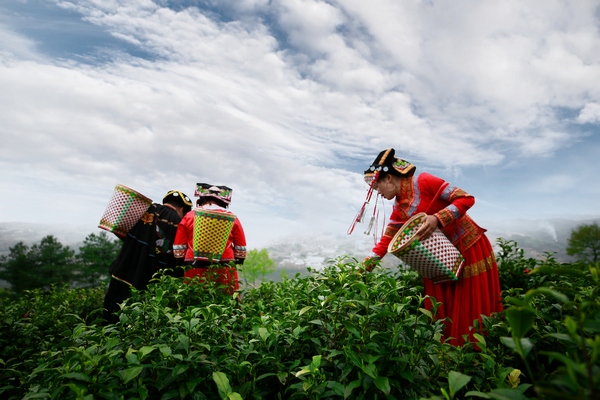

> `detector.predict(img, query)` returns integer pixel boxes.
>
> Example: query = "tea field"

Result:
[0,239,598,399]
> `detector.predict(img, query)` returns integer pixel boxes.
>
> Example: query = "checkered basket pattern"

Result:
[193,210,236,261]
[388,212,464,284]
[98,184,152,238]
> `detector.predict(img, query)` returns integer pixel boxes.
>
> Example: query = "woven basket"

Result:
[98,184,152,238]
[388,212,464,283]
[192,209,236,261]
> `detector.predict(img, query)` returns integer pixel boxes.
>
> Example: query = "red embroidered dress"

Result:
[371,172,503,346]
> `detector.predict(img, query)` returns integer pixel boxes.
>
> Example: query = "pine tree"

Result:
[76,231,121,288]
[0,235,76,294]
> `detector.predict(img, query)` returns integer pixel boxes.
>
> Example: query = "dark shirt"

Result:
[108,203,182,289]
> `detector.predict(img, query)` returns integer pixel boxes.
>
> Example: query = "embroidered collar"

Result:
[395,175,416,221]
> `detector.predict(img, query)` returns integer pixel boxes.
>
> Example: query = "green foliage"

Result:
[424,255,600,400]
[0,236,76,294]
[500,263,600,399]
[0,241,599,399]
[240,248,276,287]
[75,231,121,288]
[1,259,449,399]
[496,238,562,293]
[0,284,105,398]
[567,222,600,264]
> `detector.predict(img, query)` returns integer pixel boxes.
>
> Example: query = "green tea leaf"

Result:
[295,367,311,377]
[362,363,377,379]
[138,345,155,359]
[61,372,92,382]
[277,371,288,384]
[448,371,471,396]
[344,380,361,399]
[258,327,269,341]
[345,350,363,369]
[172,363,189,376]
[505,307,535,339]
[299,306,314,316]
[213,371,232,396]
[326,381,345,396]
[373,376,391,395]
[465,391,491,398]
[524,287,569,304]
[121,366,143,384]
[311,355,322,369]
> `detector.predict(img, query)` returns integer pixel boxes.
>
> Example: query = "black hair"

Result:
[164,195,192,214]
[197,197,229,209]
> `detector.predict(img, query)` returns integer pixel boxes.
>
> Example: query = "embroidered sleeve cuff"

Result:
[434,207,459,228]
[234,245,247,259]
[173,244,187,258]
[384,225,400,239]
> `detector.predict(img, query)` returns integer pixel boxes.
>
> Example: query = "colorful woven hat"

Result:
[364,148,416,183]
[195,183,233,206]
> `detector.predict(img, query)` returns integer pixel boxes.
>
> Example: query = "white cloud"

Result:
[577,103,600,124]
[529,173,577,194]
[0,0,599,248]
[0,23,43,61]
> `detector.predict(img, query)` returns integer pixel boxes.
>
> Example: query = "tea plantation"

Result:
[0,239,598,399]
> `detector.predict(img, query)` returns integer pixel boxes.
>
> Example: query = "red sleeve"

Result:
[432,185,475,228]
[231,218,247,260]
[173,211,192,258]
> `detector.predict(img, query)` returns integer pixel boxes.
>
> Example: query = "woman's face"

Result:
[374,175,399,200]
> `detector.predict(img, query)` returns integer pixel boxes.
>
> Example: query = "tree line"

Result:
[0,231,277,297]
[0,232,120,295]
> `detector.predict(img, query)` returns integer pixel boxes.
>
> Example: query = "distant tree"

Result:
[0,235,76,294]
[240,248,276,287]
[0,242,28,292]
[280,269,289,281]
[76,231,121,288]
[566,222,600,264]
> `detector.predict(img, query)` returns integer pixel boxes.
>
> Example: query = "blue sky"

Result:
[0,0,599,249]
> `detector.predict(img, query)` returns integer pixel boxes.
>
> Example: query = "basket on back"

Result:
[98,184,152,238]
[388,212,464,284]
[192,209,236,262]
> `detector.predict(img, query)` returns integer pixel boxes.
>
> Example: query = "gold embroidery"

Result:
[448,187,470,202]
[435,209,455,227]
[384,225,399,239]
[460,254,496,278]
[397,176,415,221]
[456,215,483,251]
[141,212,154,225]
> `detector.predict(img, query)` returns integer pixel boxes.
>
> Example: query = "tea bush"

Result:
[0,244,598,399]
[0,284,105,398]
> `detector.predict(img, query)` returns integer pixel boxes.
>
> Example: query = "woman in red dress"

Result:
[362,148,503,346]
[173,183,246,294]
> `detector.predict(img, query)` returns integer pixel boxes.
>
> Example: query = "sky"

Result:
[0,0,599,251]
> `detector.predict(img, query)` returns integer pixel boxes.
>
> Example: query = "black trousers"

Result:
[102,278,131,325]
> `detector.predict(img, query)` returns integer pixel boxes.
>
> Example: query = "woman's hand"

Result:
[360,255,380,273]
[419,215,440,239]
